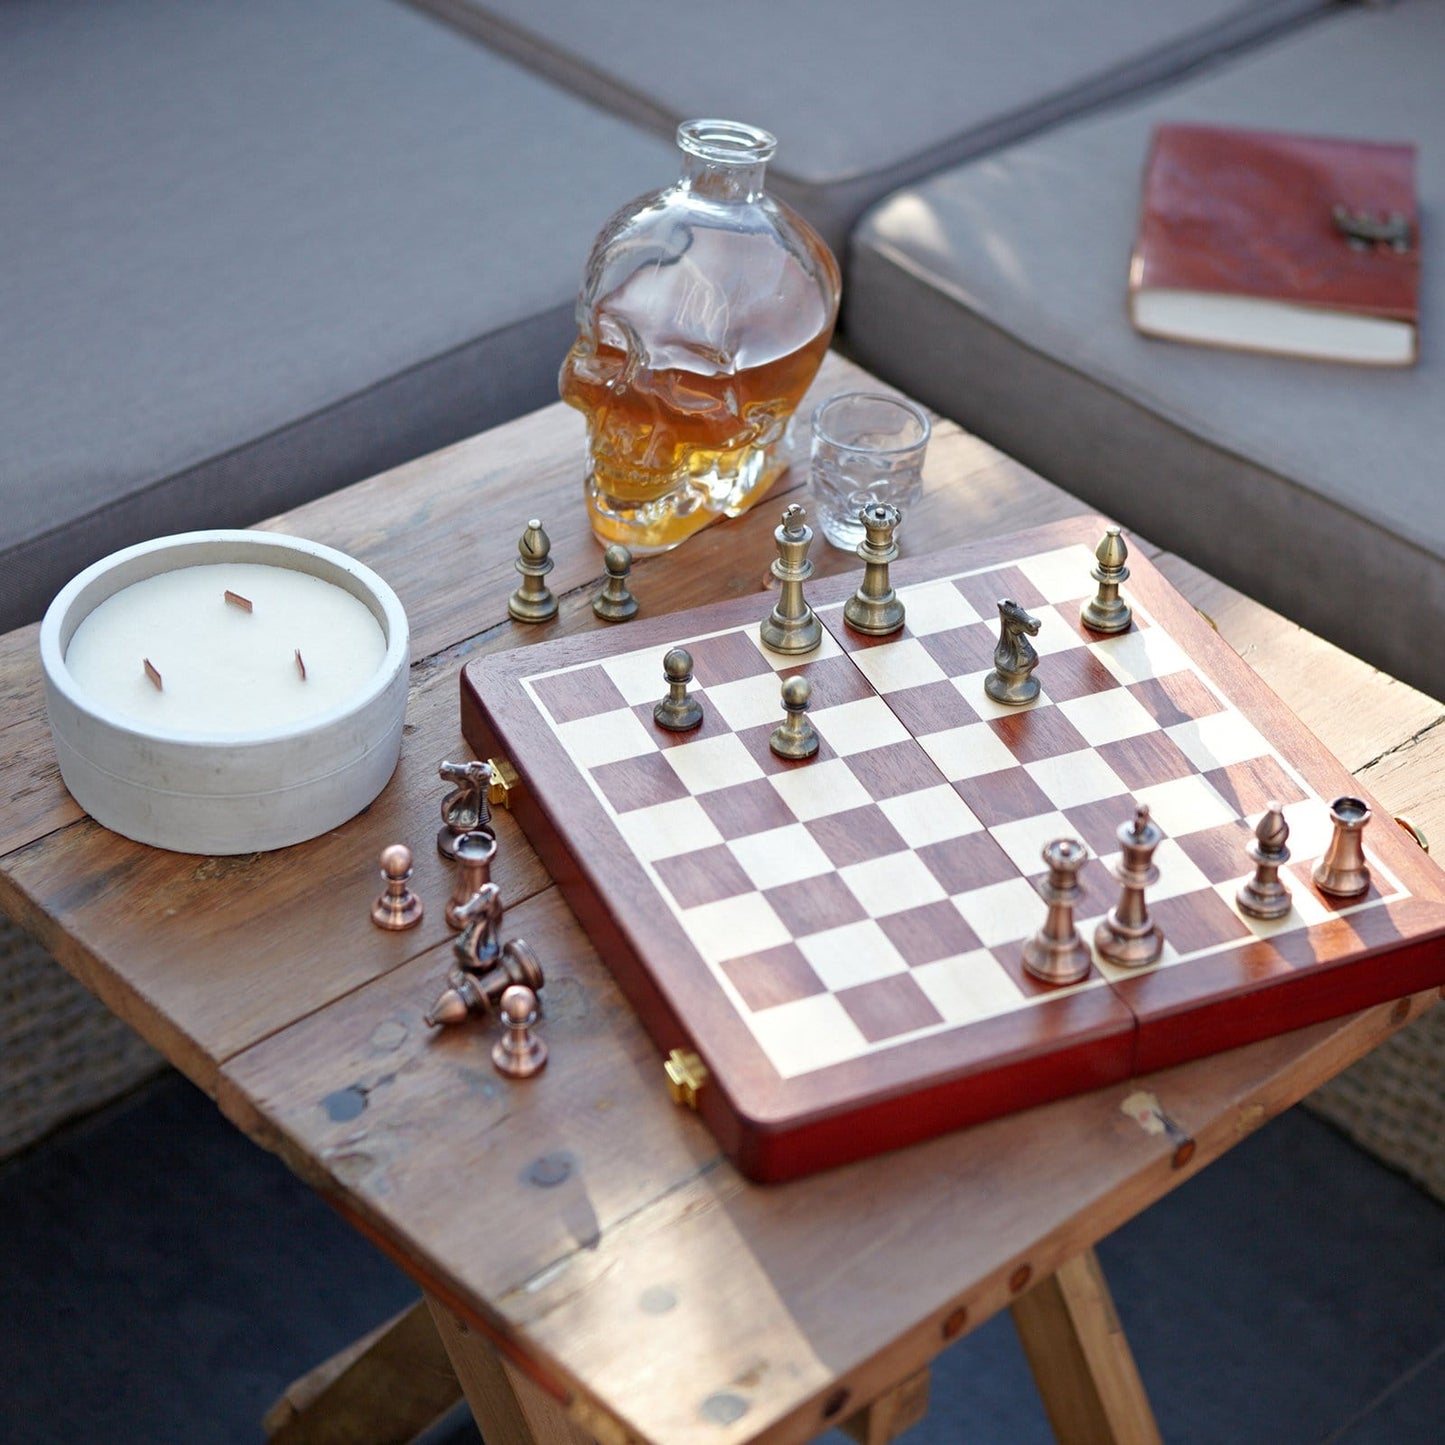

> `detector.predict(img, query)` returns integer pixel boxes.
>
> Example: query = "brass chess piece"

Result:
[444,828,498,929]
[592,543,639,622]
[1313,796,1372,897]
[492,984,547,1078]
[769,674,819,760]
[1081,526,1132,634]
[436,758,493,860]
[371,844,423,931]
[760,504,823,655]
[1237,802,1293,920]
[843,501,906,636]
[1022,838,1093,985]
[984,597,1042,706]
[654,647,704,732]
[1095,805,1165,967]
[508,518,559,623]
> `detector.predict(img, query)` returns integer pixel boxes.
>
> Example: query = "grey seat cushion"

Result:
[411,0,1327,259]
[847,0,1445,701]
[0,0,676,632]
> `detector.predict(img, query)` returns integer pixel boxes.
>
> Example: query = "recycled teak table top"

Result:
[2,353,1443,1445]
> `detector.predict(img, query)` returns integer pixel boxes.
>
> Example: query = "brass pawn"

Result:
[592,544,639,622]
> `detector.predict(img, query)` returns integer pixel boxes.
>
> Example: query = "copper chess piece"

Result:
[445,828,498,929]
[1080,526,1132,634]
[1023,838,1093,985]
[427,934,545,1028]
[760,504,823,655]
[592,543,639,622]
[1237,802,1293,920]
[508,518,559,623]
[437,758,493,860]
[492,984,547,1077]
[1095,805,1165,967]
[1313,796,1373,898]
[371,844,423,930]
[843,501,905,636]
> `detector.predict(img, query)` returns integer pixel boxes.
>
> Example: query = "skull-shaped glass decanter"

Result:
[560,119,840,553]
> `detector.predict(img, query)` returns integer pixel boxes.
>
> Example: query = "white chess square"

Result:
[989,811,1078,876]
[1166,710,1276,772]
[728,822,835,890]
[755,626,843,669]
[912,951,1027,1024]
[683,891,790,966]
[1091,626,1194,685]
[951,876,1046,948]
[1133,773,1239,837]
[745,992,868,1078]
[840,850,948,917]
[705,670,794,731]
[844,637,947,693]
[1029,606,1087,656]
[663,732,765,795]
[1057,688,1158,746]
[614,797,723,862]
[797,918,908,991]
[600,644,676,706]
[812,695,911,756]
[556,708,657,768]
[1093,836,1211,903]
[1026,748,1129,811]
[894,579,981,636]
[1213,878,1330,938]
[768,757,874,821]
[918,720,1018,781]
[1280,797,1335,863]
[1091,929,1182,981]
[879,784,983,848]
[1017,545,1098,605]
[956,671,1057,721]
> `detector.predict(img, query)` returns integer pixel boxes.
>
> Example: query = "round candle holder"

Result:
[40,531,410,855]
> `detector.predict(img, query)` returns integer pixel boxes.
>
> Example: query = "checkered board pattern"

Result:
[461,518,1445,1180]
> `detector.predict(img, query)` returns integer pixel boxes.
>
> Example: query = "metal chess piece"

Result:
[843,501,906,636]
[592,543,639,622]
[426,936,544,1028]
[444,828,498,929]
[452,881,504,974]
[492,984,547,1077]
[1237,801,1293,920]
[1023,838,1093,985]
[1313,796,1373,897]
[769,674,819,760]
[1080,526,1132,634]
[984,597,1042,706]
[508,518,559,623]
[371,844,423,930]
[760,504,823,655]
[437,758,493,860]
[1095,805,1165,967]
[654,647,704,732]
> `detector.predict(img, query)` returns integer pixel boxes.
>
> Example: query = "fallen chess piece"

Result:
[425,936,545,1028]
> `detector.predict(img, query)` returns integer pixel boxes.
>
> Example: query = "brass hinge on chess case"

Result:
[664,1048,708,1109]
[486,755,519,810]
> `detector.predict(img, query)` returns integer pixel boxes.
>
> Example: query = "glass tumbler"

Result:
[810,392,931,550]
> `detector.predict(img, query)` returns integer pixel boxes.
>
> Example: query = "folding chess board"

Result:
[461,517,1445,1181]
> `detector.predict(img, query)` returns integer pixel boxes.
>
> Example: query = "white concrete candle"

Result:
[41,532,410,854]
[64,562,387,736]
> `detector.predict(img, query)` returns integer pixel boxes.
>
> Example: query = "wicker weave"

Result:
[1306,1006,1445,1204]
[0,911,161,1159]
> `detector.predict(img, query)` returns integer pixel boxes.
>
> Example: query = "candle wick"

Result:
[224,590,254,613]
[294,649,307,681]
[143,658,163,692]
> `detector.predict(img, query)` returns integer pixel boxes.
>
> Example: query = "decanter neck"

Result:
[676,119,775,202]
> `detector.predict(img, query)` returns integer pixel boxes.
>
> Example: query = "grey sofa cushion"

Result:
[0,0,676,632]
[847,0,1445,701]
[411,0,1328,259]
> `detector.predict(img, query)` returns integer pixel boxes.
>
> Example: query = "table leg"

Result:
[840,1368,931,1445]
[424,1294,597,1445]
[1009,1248,1162,1445]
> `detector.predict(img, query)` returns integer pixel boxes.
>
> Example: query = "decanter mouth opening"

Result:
[677,119,778,167]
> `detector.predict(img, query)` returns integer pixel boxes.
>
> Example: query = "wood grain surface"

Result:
[4,351,1442,1445]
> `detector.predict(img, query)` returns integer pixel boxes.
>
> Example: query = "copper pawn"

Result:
[371,844,423,930]
[492,984,547,1077]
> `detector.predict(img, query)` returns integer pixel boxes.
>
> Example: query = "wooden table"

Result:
[3,354,1442,1445]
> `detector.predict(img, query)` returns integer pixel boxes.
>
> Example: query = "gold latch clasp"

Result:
[664,1049,708,1109]
[487,756,519,810]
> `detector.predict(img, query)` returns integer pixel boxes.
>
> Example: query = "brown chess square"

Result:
[532,665,628,725]
[806,805,911,868]
[954,766,1055,827]
[722,943,827,1012]
[697,778,799,840]
[687,630,775,686]
[590,750,690,813]
[989,706,1090,764]
[883,679,980,735]
[763,872,870,937]
[953,566,1047,617]
[1098,731,1198,790]
[654,845,757,910]
[918,622,997,680]
[835,972,944,1043]
[1128,671,1226,728]
[878,899,983,966]
[1204,756,1308,816]
[844,740,952,800]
